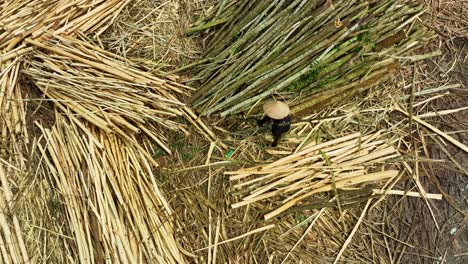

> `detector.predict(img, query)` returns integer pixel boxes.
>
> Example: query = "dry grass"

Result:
[379,1,468,261]
[424,0,467,39]
[98,0,216,72]
[159,66,466,263]
[155,0,467,256]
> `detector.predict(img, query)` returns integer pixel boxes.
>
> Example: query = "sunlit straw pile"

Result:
[23,33,190,154]
[0,0,215,262]
[187,0,435,117]
[35,115,185,263]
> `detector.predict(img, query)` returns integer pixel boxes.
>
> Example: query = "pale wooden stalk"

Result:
[371,189,442,199]
[0,166,30,263]
[193,224,275,252]
[333,199,373,264]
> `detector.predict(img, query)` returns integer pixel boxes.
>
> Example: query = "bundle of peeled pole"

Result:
[0,0,130,47]
[1,0,124,153]
[24,33,190,155]
[0,0,131,75]
[0,1,131,263]
[187,0,434,117]
[227,131,401,220]
[35,115,186,263]
[1,0,131,139]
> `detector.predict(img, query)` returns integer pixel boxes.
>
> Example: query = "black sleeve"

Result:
[257,116,272,126]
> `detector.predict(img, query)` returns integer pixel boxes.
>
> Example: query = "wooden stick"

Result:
[192,224,275,252]
[372,189,443,200]
[333,199,372,264]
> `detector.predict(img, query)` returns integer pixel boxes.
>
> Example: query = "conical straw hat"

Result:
[263,100,290,119]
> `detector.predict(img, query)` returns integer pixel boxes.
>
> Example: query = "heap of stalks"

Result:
[187,0,434,117]
[228,131,401,220]
[24,33,190,155]
[35,115,185,263]
[0,0,219,262]
[0,1,132,262]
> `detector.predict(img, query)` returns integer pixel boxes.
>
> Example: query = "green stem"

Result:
[185,16,233,35]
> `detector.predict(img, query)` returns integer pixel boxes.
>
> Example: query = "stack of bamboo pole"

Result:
[35,115,185,263]
[24,33,189,155]
[0,0,130,59]
[0,0,216,262]
[1,1,131,262]
[227,131,400,220]
[187,0,433,117]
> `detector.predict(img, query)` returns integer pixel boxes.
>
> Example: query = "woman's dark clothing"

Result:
[258,115,291,146]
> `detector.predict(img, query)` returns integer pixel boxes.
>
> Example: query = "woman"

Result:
[257,100,291,147]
